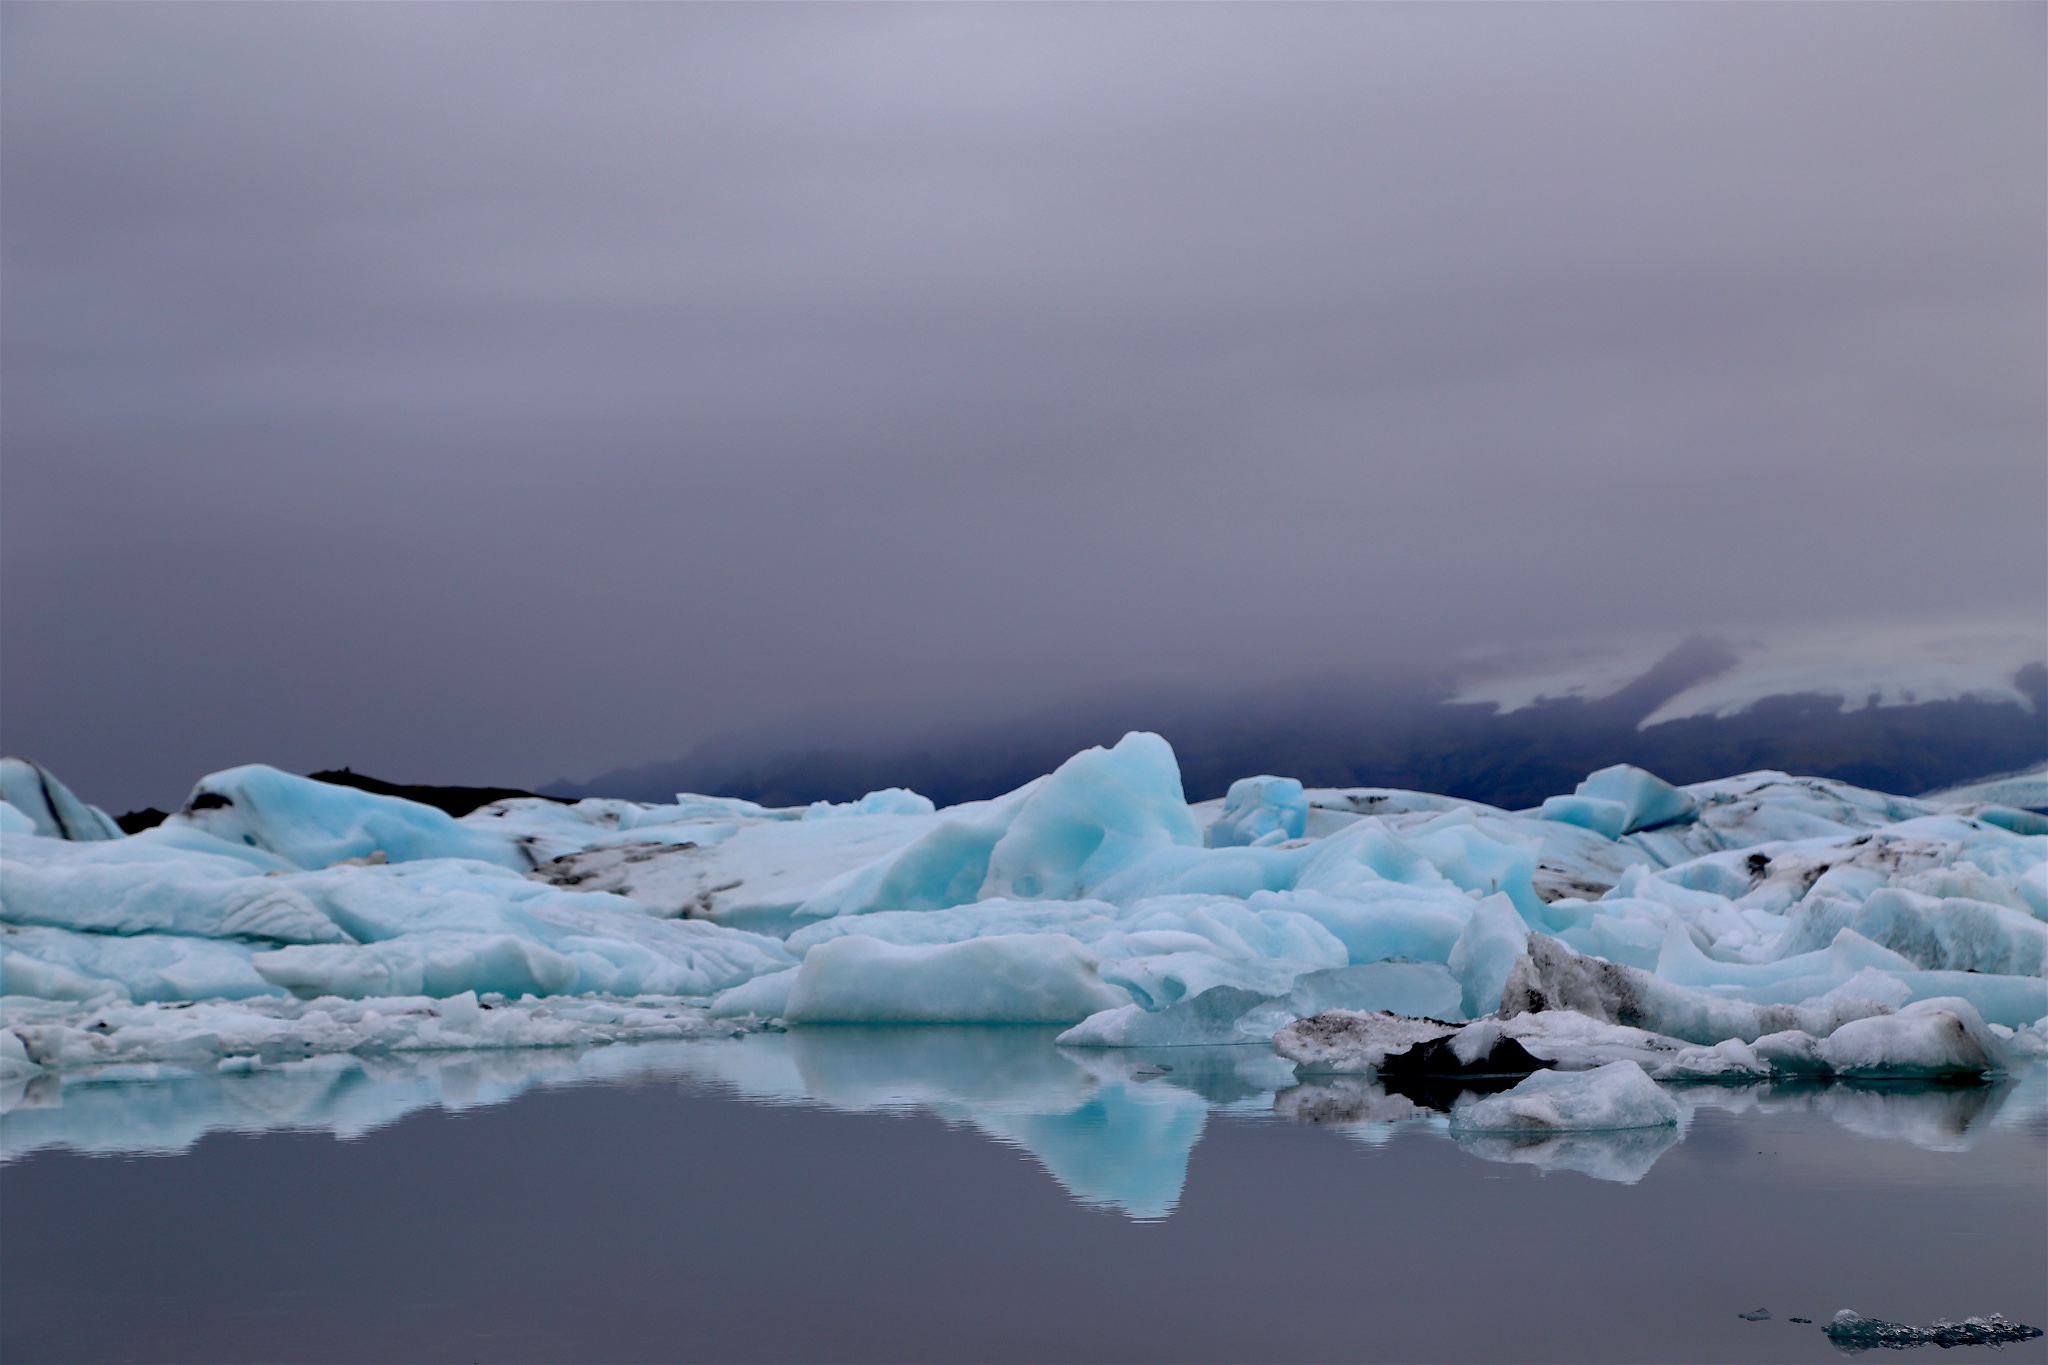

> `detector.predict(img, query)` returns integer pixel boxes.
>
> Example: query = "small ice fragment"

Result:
[1737,1308,1771,1321]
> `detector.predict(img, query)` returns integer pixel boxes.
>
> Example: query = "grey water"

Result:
[3,1030,2044,1364]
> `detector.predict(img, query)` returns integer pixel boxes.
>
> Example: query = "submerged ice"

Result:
[4,737,2046,1121]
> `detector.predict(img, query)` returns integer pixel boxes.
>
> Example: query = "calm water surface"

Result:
[4,1029,2044,1363]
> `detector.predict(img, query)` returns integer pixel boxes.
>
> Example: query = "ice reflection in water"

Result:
[4,1029,2043,1218]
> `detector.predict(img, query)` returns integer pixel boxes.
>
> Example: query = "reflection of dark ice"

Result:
[1273,1078,1425,1127]
[1273,1072,1682,1182]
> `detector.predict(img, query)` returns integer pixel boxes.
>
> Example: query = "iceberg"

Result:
[174,765,525,870]
[980,731,1201,902]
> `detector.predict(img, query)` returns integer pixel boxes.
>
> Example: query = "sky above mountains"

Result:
[4,4,2043,810]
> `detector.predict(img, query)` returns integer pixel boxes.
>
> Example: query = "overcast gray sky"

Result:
[4,2,2043,811]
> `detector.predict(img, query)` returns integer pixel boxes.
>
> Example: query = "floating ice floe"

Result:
[1,741,2042,1110]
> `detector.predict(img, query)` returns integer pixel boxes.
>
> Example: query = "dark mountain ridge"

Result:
[545,643,2048,811]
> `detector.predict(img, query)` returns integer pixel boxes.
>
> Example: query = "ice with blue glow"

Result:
[3,737,2045,1101]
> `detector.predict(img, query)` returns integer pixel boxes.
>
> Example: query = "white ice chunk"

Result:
[1449,1059,1680,1132]
[1655,1038,1769,1081]
[1496,1010,1693,1072]
[1817,997,2006,1078]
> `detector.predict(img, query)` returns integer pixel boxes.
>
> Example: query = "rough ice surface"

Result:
[2,991,750,1079]
[1273,1010,1459,1075]
[4,741,2045,1118]
[1823,1310,2044,1352]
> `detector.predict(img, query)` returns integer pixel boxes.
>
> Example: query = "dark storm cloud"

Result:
[4,2,2043,809]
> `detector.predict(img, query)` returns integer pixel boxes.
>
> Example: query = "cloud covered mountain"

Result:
[548,636,2047,812]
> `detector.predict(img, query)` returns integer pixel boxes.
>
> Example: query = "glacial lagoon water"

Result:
[4,1029,2044,1364]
